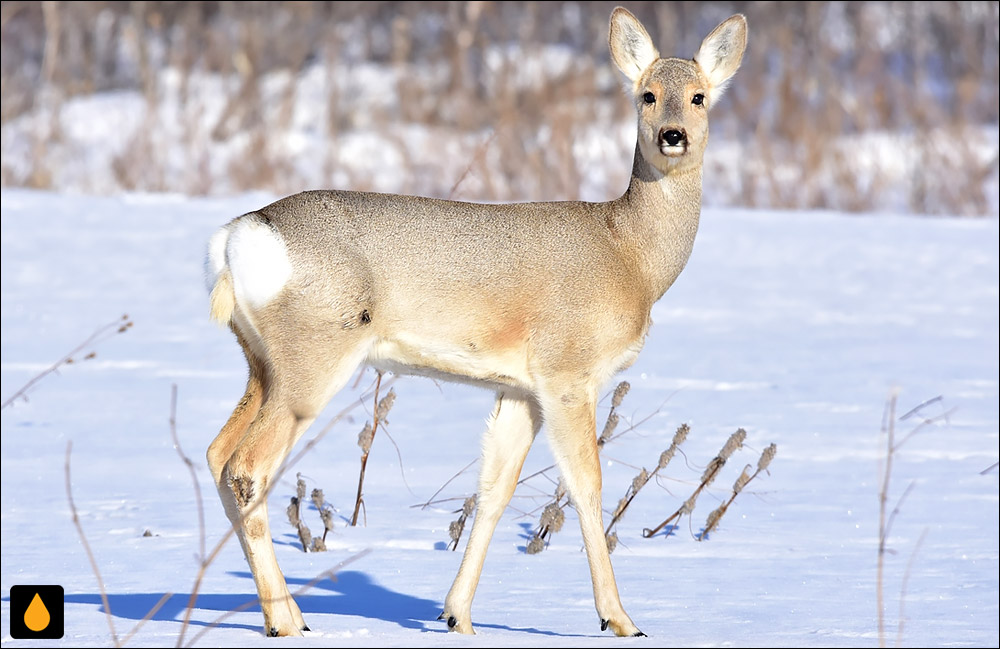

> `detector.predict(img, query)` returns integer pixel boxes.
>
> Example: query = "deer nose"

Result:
[660,128,687,147]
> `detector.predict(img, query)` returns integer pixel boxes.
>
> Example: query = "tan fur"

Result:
[206,7,746,638]
[209,268,235,326]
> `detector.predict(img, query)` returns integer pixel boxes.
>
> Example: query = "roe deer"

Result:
[205,7,746,637]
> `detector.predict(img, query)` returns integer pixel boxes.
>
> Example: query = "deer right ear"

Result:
[609,7,659,86]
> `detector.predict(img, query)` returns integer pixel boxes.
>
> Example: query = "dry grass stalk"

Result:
[643,428,747,539]
[698,443,777,540]
[414,458,479,510]
[2,314,133,410]
[525,479,570,554]
[286,496,301,527]
[877,392,951,647]
[168,384,205,561]
[447,494,478,551]
[296,473,306,503]
[63,443,116,646]
[65,388,191,649]
[320,508,335,540]
[351,372,396,526]
[296,521,312,553]
[604,423,690,551]
[312,488,335,541]
[598,381,630,447]
[287,481,337,552]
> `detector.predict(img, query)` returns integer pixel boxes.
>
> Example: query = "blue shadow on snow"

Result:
[38,569,582,636]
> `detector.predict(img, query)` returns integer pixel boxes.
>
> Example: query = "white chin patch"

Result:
[227,217,293,309]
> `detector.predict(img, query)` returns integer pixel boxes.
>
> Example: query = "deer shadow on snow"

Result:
[59,569,579,636]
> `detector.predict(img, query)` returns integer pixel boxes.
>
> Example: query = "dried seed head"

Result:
[320,508,335,532]
[732,466,752,494]
[526,536,545,554]
[599,412,619,445]
[449,518,465,542]
[658,447,676,470]
[554,478,566,502]
[311,488,325,511]
[376,389,396,423]
[286,497,301,526]
[296,474,306,501]
[462,494,477,518]
[680,495,697,516]
[703,506,724,538]
[310,537,327,552]
[606,531,619,554]
[611,381,631,408]
[297,521,312,552]
[723,428,747,458]
[757,443,777,474]
[700,456,725,484]
[673,423,690,446]
[613,496,628,518]
[540,502,565,533]
[357,421,374,452]
[719,428,747,460]
[631,468,650,493]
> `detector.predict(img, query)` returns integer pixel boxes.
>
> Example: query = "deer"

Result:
[204,6,746,638]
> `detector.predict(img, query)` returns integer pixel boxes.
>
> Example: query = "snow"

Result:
[5,59,997,215]
[1,188,998,647]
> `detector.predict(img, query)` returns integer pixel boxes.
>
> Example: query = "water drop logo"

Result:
[24,592,51,631]
[9,585,64,639]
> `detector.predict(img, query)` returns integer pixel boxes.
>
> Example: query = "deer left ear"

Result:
[694,14,747,107]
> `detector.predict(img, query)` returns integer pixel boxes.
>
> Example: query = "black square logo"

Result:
[9,585,64,639]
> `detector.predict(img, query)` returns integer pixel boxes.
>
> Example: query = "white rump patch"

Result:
[227,217,293,309]
[205,225,231,293]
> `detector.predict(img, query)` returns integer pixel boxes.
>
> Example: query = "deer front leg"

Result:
[540,387,643,637]
[442,392,540,633]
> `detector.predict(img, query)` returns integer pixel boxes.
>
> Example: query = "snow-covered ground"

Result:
[1,189,997,647]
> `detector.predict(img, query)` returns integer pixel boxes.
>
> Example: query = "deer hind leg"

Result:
[442,392,541,634]
[207,330,264,520]
[204,329,307,626]
[218,324,372,637]
[538,382,643,637]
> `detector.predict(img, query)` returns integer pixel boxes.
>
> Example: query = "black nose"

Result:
[660,129,686,147]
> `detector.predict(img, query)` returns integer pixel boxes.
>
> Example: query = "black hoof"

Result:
[447,615,458,629]
[437,611,446,621]
[301,625,311,632]
[633,631,647,637]
[601,618,609,631]
[267,627,279,637]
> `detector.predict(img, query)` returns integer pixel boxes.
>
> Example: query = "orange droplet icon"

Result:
[25,592,51,632]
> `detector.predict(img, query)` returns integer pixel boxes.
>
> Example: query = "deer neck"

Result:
[612,144,704,303]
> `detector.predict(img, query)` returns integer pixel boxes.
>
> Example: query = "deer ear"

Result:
[609,7,659,86]
[694,14,747,106]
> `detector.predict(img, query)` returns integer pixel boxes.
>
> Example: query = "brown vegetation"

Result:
[2,1,997,215]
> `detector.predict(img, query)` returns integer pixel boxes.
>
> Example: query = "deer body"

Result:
[206,7,745,638]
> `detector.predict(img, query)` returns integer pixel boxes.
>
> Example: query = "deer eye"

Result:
[642,91,656,104]
[692,93,705,106]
